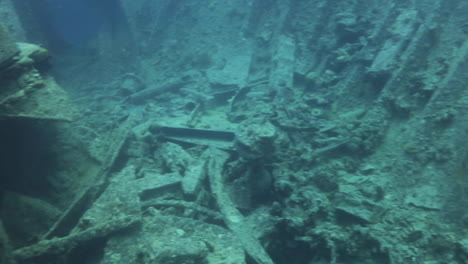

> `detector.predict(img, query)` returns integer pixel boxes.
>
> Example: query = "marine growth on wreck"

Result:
[1,0,468,264]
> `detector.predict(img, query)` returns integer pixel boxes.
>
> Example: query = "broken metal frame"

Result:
[7,116,279,264]
[6,117,133,262]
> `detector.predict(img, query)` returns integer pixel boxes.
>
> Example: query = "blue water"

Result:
[48,0,104,46]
